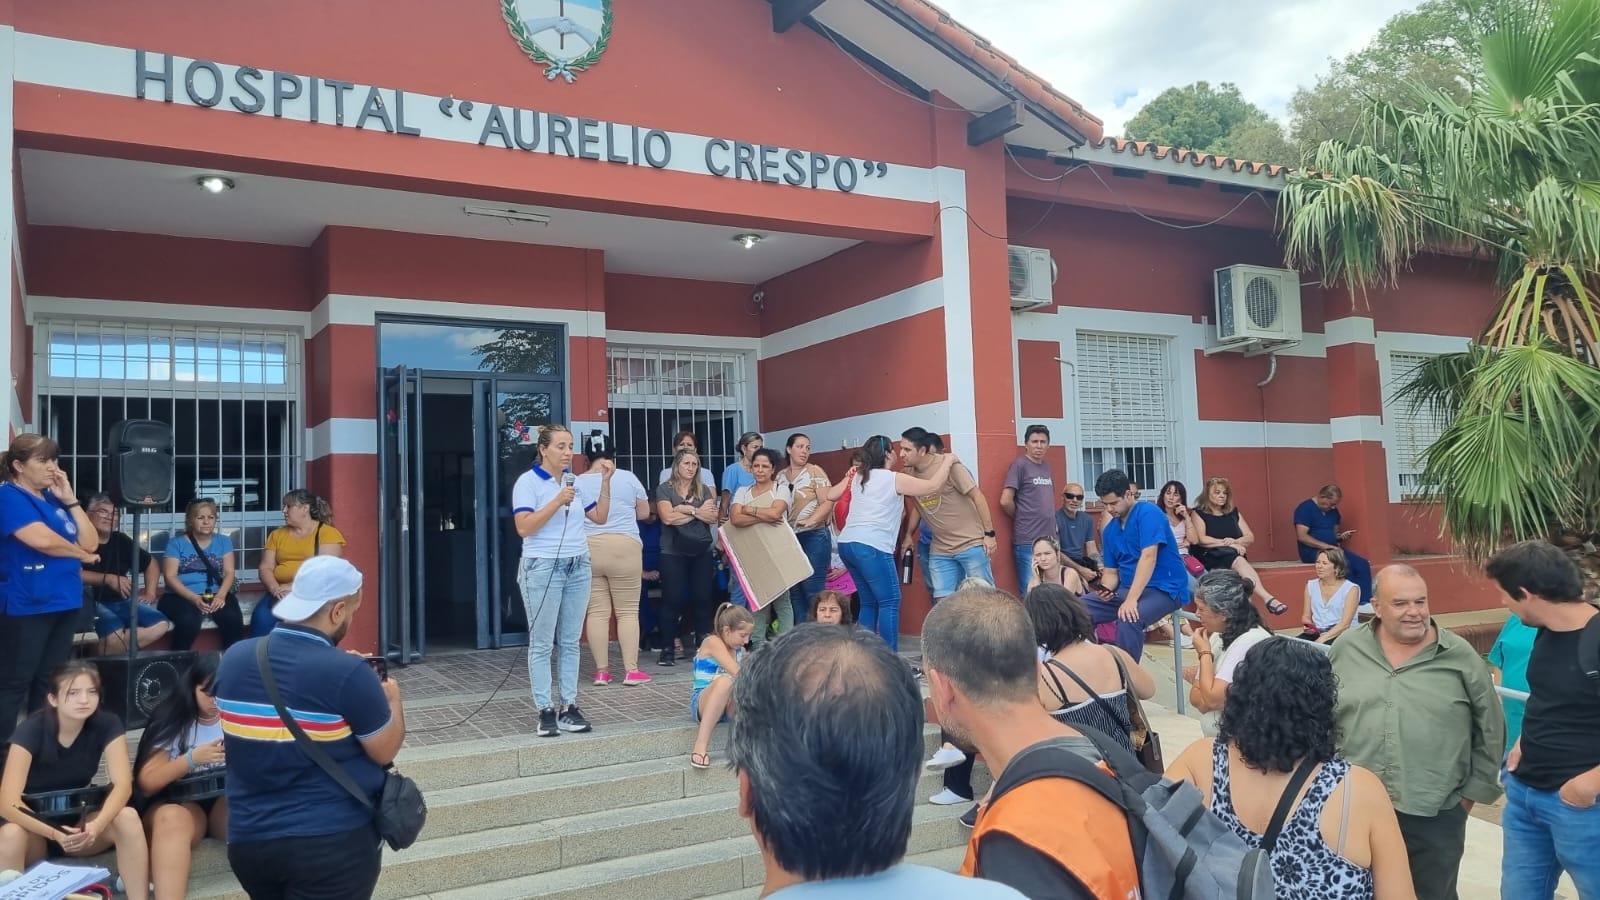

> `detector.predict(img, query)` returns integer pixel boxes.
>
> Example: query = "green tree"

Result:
[1280,0,1600,588]
[1123,82,1294,165]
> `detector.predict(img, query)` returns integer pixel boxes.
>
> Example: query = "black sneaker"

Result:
[959,804,979,829]
[657,649,676,667]
[536,707,559,738]
[558,706,592,733]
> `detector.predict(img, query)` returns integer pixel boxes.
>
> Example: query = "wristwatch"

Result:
[983,530,996,537]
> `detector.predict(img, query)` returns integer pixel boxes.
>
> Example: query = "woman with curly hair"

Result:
[1165,639,1414,899]
[1184,569,1274,736]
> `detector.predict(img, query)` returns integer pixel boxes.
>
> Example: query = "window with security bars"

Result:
[1074,333,1178,491]
[1386,351,1449,496]
[37,320,304,583]
[606,347,748,487]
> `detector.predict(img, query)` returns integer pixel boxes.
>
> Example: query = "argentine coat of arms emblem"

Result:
[501,0,614,83]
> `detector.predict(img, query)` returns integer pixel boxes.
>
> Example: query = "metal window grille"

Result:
[1075,332,1178,491]
[606,346,748,486]
[36,319,304,581]
[1386,351,1448,494]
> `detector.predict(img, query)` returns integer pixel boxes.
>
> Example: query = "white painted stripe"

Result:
[13,32,938,205]
[936,167,979,471]
[1330,415,1385,444]
[759,278,942,360]
[605,331,761,353]
[28,295,314,331]
[1324,317,1377,347]
[1192,420,1331,449]
[1,25,16,441]
[1375,331,1474,357]
[307,417,378,460]
[766,402,948,456]
[314,294,604,337]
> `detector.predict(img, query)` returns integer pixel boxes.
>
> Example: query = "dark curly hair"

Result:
[1216,638,1340,773]
[1024,583,1094,654]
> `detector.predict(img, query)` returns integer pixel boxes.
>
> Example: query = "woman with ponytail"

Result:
[687,602,754,770]
[254,489,345,637]
[823,436,957,651]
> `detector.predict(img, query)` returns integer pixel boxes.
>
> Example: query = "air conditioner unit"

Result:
[1008,245,1055,311]
[1213,265,1303,347]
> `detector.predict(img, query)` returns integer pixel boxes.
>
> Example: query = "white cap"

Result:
[273,556,363,623]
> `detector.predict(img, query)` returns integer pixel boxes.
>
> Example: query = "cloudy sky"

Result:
[935,0,1421,136]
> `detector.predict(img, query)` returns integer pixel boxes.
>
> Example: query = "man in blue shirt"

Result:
[1088,468,1189,659]
[1293,484,1372,603]
[216,556,405,899]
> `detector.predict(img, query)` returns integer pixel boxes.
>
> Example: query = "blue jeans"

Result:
[1502,770,1600,900]
[928,546,995,599]
[838,542,902,651]
[519,554,592,711]
[789,527,831,625]
[94,600,169,639]
[249,598,278,638]
[918,532,934,595]
[1013,544,1034,592]
[1083,585,1182,659]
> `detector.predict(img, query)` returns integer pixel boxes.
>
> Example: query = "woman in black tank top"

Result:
[1190,477,1288,615]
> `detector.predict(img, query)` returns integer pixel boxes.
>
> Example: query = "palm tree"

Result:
[1280,0,1600,591]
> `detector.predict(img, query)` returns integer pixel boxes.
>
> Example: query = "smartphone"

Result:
[364,655,389,681]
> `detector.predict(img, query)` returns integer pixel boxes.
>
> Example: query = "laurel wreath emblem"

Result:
[501,0,613,83]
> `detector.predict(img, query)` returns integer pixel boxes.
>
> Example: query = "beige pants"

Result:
[585,533,643,673]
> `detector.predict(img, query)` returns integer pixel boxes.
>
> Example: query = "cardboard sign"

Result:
[719,493,811,611]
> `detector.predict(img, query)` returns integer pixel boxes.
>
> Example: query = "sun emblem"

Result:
[501,0,614,83]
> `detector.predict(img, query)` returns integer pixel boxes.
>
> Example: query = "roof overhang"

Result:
[1060,140,1288,192]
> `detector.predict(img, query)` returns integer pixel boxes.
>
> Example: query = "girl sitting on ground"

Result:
[689,603,755,769]
[809,589,854,626]
[0,662,149,900]
[136,651,227,900]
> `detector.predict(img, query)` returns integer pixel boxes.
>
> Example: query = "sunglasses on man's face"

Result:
[1063,493,1084,501]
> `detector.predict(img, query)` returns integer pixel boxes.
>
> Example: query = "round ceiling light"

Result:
[732,233,764,250]
[196,175,235,194]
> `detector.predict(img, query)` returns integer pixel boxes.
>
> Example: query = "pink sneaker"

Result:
[593,671,613,686]
[622,670,653,686]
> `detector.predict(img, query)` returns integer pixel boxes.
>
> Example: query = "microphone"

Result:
[562,472,576,508]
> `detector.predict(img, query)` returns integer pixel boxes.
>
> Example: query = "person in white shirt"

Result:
[577,438,652,687]
[1184,569,1275,736]
[512,424,612,737]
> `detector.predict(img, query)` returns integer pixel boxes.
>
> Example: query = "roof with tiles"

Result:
[1089,138,1291,179]
[881,0,1105,143]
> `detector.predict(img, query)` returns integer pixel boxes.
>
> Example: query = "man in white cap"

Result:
[214,556,405,899]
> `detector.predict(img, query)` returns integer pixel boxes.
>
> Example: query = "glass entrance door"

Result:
[480,378,562,648]
[378,366,425,663]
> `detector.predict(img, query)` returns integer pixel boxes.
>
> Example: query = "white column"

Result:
[0,24,18,439]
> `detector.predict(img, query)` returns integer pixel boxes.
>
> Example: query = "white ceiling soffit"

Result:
[806,1,1085,154]
[19,150,857,283]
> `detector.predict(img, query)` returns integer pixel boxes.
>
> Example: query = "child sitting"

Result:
[689,603,754,769]
[809,590,854,626]
[136,652,227,900]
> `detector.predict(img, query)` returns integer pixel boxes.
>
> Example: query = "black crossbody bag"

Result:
[192,536,237,610]
[255,637,426,850]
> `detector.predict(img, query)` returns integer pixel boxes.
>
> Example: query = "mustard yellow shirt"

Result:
[265,523,346,585]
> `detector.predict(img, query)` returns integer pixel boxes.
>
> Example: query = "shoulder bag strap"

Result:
[255,636,373,811]
[1260,757,1319,854]
[193,535,222,592]
[313,523,322,557]
[1044,658,1126,727]
[1579,614,1600,696]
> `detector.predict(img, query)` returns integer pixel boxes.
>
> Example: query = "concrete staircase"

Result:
[165,721,982,899]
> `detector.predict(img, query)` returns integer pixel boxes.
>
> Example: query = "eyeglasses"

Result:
[1062,493,1084,501]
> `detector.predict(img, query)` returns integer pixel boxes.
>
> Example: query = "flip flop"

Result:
[690,752,712,770]
[1266,598,1289,616]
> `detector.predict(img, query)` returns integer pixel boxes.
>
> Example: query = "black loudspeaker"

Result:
[106,419,174,509]
[96,651,196,730]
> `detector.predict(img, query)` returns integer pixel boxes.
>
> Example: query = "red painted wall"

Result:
[606,274,758,337]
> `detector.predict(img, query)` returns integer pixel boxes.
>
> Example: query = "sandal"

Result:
[1265,597,1289,616]
[690,751,712,770]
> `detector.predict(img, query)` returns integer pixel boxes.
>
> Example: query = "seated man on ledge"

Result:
[1294,484,1373,605]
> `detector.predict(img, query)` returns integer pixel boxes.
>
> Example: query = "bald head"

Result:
[1374,564,1431,645]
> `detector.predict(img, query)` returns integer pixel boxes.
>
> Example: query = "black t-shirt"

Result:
[10,709,125,794]
[83,532,155,606]
[655,482,713,557]
[1515,620,1600,791]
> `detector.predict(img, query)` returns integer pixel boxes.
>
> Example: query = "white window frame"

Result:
[1375,332,1471,503]
[603,342,758,482]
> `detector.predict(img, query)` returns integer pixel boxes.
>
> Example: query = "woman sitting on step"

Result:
[688,603,754,770]
[136,652,227,900]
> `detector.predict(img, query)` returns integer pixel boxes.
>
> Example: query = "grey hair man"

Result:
[728,624,1023,898]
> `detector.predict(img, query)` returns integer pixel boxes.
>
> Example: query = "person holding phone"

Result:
[0,661,149,900]
[0,434,100,748]
[1294,484,1372,606]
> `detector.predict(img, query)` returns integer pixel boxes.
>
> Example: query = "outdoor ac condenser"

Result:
[1008,245,1055,311]
[1213,264,1303,346]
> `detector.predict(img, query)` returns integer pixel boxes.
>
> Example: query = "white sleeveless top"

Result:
[837,469,904,555]
[1306,578,1358,630]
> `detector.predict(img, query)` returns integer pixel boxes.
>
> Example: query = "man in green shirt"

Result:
[1329,564,1505,900]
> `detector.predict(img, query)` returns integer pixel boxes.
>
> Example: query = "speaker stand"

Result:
[125,507,143,725]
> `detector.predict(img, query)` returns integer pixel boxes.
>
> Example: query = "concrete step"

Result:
[698,845,970,900]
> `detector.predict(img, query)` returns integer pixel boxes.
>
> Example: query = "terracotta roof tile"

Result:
[1095,137,1290,178]
[878,0,1104,143]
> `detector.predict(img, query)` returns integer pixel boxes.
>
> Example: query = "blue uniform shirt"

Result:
[0,483,85,616]
[215,625,392,842]
[1100,500,1189,602]
[1293,498,1340,562]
